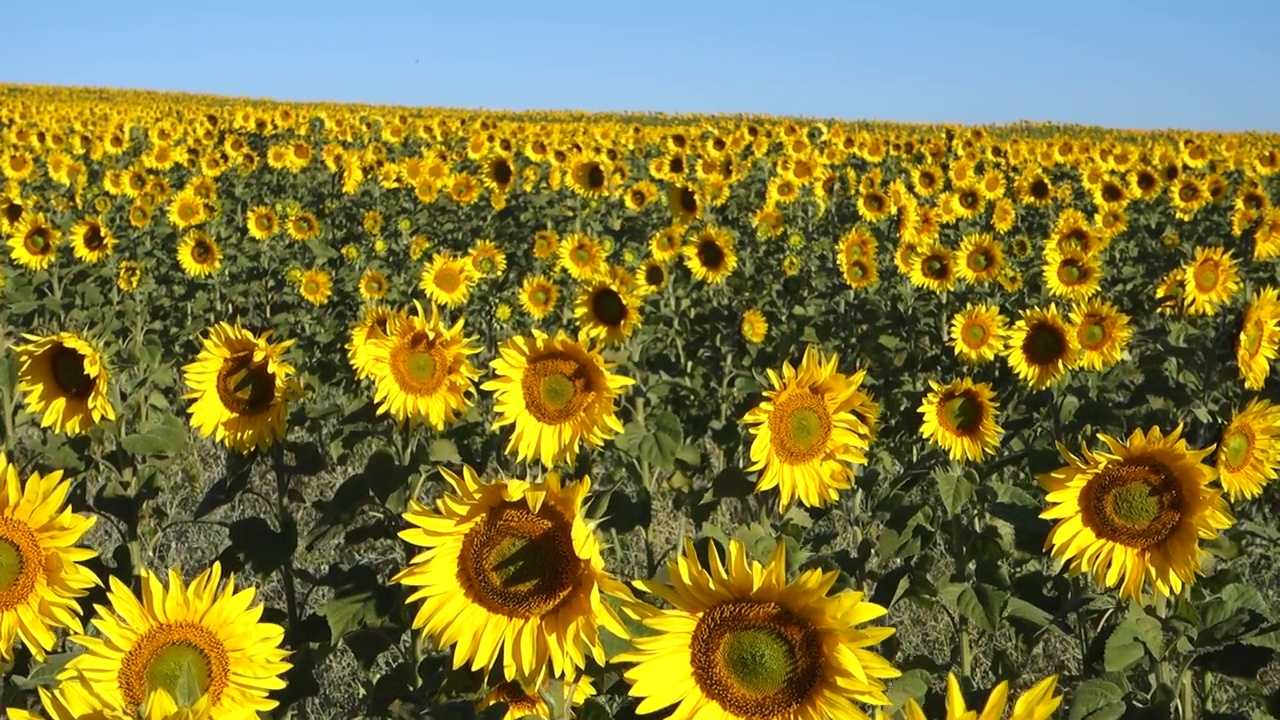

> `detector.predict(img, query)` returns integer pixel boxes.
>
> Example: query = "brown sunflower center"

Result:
[364,276,384,294]
[768,391,832,465]
[46,342,97,399]
[1057,259,1086,286]
[0,518,42,611]
[118,622,231,712]
[967,249,992,272]
[435,266,462,293]
[1083,459,1183,548]
[178,203,198,222]
[590,288,627,327]
[215,352,276,416]
[1080,321,1108,349]
[1137,172,1157,192]
[1221,427,1254,472]
[938,391,984,434]
[697,240,726,271]
[1179,185,1199,203]
[923,255,949,280]
[571,246,592,266]
[1023,322,1068,366]
[1102,184,1123,203]
[82,224,105,250]
[461,502,582,618]
[253,215,272,232]
[689,601,821,718]
[490,682,541,713]
[24,227,53,255]
[644,264,665,286]
[492,160,513,185]
[192,240,213,264]
[522,353,599,425]
[959,190,980,210]
[388,333,448,396]
[962,321,989,349]
[1030,179,1050,199]
[1193,262,1219,292]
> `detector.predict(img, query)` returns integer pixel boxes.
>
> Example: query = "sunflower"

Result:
[482,154,516,195]
[649,227,684,262]
[741,308,768,344]
[519,274,559,320]
[176,230,221,278]
[559,233,607,280]
[245,206,279,241]
[899,673,1063,720]
[357,301,481,428]
[918,378,1003,463]
[167,191,206,230]
[742,346,873,509]
[1071,300,1132,371]
[1181,246,1239,317]
[346,305,403,381]
[0,453,99,664]
[1238,287,1280,390]
[59,562,290,718]
[532,229,560,260]
[285,209,321,241]
[8,212,60,271]
[478,674,596,720]
[1039,425,1233,600]
[635,260,669,295]
[69,217,114,264]
[116,259,142,291]
[420,252,479,308]
[617,539,900,720]
[576,277,641,346]
[393,467,636,683]
[684,225,739,284]
[297,268,333,306]
[1216,398,1280,501]
[358,269,389,301]
[469,239,508,277]
[1015,170,1054,206]
[182,322,303,454]
[669,184,702,225]
[1170,176,1208,219]
[857,186,893,221]
[950,303,1007,364]
[567,156,611,198]
[625,181,658,212]
[14,332,116,435]
[1155,268,1185,315]
[955,232,1004,284]
[482,331,635,467]
[1005,306,1077,389]
[909,243,956,293]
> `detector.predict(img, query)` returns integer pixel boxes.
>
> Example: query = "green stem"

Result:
[1179,669,1194,720]
[272,447,300,646]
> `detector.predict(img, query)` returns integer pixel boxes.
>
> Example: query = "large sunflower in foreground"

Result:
[575,277,642,346]
[617,539,900,720]
[483,331,635,466]
[742,345,873,510]
[59,563,290,718]
[1039,425,1233,601]
[1182,245,1240,316]
[392,467,637,683]
[1237,286,1280,390]
[889,673,1062,720]
[14,332,117,435]
[182,322,303,453]
[1005,306,1077,390]
[918,378,1003,463]
[357,301,481,428]
[1216,398,1280,501]
[0,454,99,663]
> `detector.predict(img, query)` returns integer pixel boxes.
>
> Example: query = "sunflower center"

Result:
[522,354,599,425]
[46,343,96,399]
[585,164,605,190]
[963,321,989,348]
[1058,260,1084,285]
[690,601,821,718]
[531,288,550,306]
[590,288,627,327]
[1179,185,1198,203]
[1193,263,1219,292]
[939,392,983,434]
[644,265,665,286]
[1031,179,1050,199]
[254,215,272,232]
[1024,323,1067,365]
[462,502,582,618]
[478,256,496,274]
[215,352,276,416]
[83,225,105,250]
[435,267,461,293]
[24,228,52,254]
[847,261,866,280]
[1084,460,1183,548]
[491,682,540,713]
[192,241,212,263]
[968,250,990,271]
[923,256,948,279]
[679,187,697,212]
[571,247,591,265]
[1222,428,1254,471]
[493,160,513,185]
[0,518,42,610]
[1081,321,1108,349]
[768,392,832,465]
[303,279,320,295]
[697,240,726,270]
[389,333,448,396]
[119,622,231,712]
[1242,319,1264,357]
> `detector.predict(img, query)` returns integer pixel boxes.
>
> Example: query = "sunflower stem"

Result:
[272,446,301,649]
[1178,668,1195,719]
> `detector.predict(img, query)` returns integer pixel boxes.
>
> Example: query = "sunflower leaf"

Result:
[1067,679,1126,720]
[933,467,973,517]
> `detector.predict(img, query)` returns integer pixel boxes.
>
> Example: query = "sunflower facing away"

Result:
[742,345,874,510]
[1039,425,1233,601]
[182,322,304,453]
[14,331,117,435]
[1182,246,1240,316]
[1005,306,1077,390]
[392,467,636,683]
[482,331,635,467]
[1215,397,1280,501]
[950,304,1007,364]
[357,300,481,429]
[617,538,901,720]
[0,453,99,663]
[1237,286,1280,390]
[575,277,642,346]
[918,378,1003,463]
[58,563,290,718]
[891,673,1063,720]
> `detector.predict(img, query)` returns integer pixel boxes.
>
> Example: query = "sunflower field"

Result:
[2,82,1280,720]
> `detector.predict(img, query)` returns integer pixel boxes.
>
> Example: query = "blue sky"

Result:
[5,1,1279,131]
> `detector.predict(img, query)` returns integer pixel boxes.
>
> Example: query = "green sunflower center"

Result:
[254,215,272,232]
[50,344,96,399]
[924,257,946,278]
[847,262,866,280]
[1084,459,1183,549]
[968,250,990,271]
[540,373,575,410]
[477,256,496,274]
[119,622,231,712]
[405,351,437,384]
[146,643,211,709]
[721,628,795,696]
[0,518,41,611]
[0,537,24,596]
[963,321,989,348]
[590,288,627,327]
[1241,319,1264,356]
[940,392,984,434]
[1082,322,1107,348]
[24,228,51,254]
[435,267,461,293]
[571,247,591,266]
[462,502,582,618]
[523,353,597,425]
[1024,322,1068,366]
[1058,261,1084,285]
[303,280,320,295]
[1193,263,1219,292]
[768,392,832,465]
[389,335,447,397]
[531,288,550,306]
[1222,428,1253,470]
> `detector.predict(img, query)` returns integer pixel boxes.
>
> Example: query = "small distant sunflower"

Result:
[116,259,142,291]
[359,269,389,301]
[1043,248,1102,302]
[625,181,658,212]
[1238,287,1280,390]
[285,209,321,242]
[919,378,1003,463]
[567,156,611,198]
[1170,176,1208,219]
[1181,246,1239,317]
[532,229,560,260]
[1005,306,1077,389]
[14,332,116,435]
[576,278,641,346]
[176,230,222,277]
[741,308,768,344]
[559,233,607,280]
[182,322,303,454]
[478,675,595,720]
[298,268,333,306]
[956,232,1004,284]
[857,186,893,221]
[950,304,1007,364]
[167,191,206,230]
[649,227,684,262]
[635,260,668,295]
[617,539,900,720]
[901,673,1063,720]
[1216,398,1280,501]
[482,331,635,467]
[1039,425,1233,600]
[742,346,874,509]
[245,206,279,241]
[0,453,99,664]
[909,243,956,293]
[420,252,479,308]
[1071,300,1133,371]
[59,563,290,718]
[469,239,507,277]
[8,212,60,271]
[684,225,738,284]
[358,301,481,429]
[519,274,559,320]
[69,217,114,264]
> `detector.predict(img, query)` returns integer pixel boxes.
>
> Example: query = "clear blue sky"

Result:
[5,1,1279,131]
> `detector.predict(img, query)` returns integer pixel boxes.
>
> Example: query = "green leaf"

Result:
[934,468,973,517]
[7,651,80,690]
[119,416,188,457]
[1067,679,1126,720]
[427,438,461,464]
[886,668,931,709]
[638,411,684,470]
